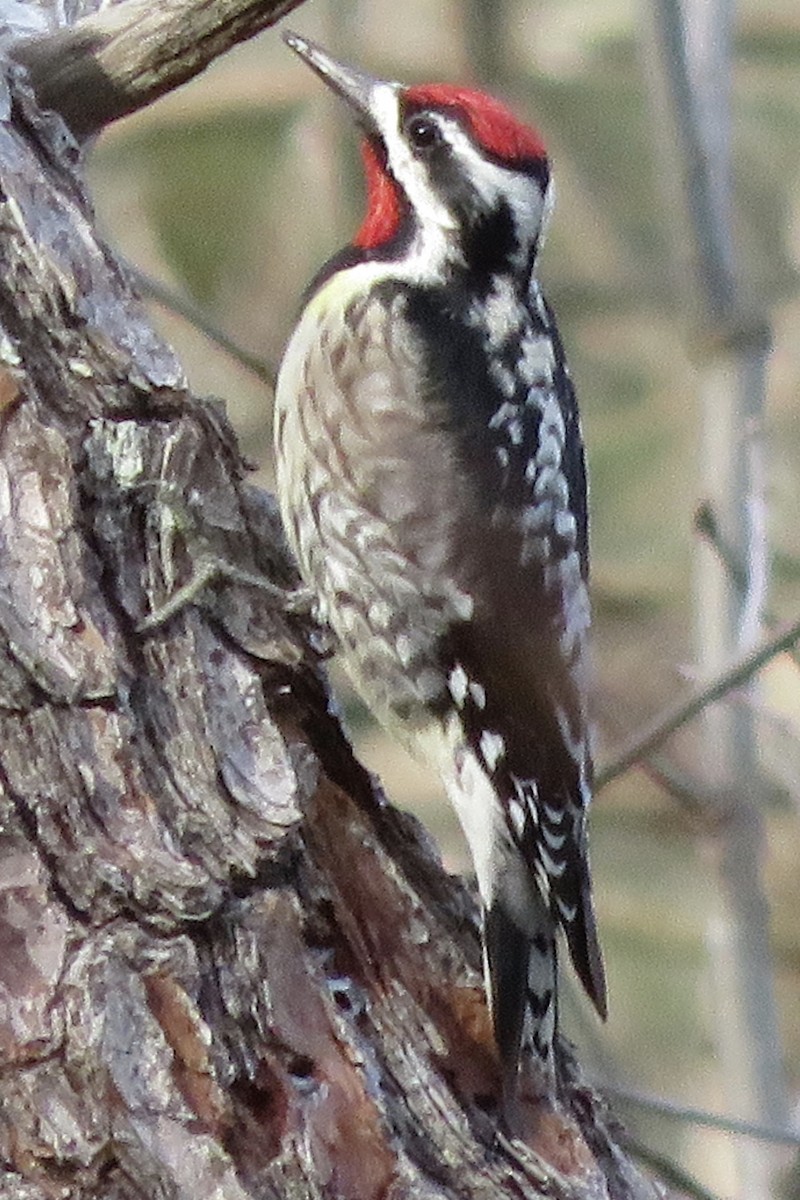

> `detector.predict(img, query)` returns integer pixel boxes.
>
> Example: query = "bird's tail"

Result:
[484,890,558,1105]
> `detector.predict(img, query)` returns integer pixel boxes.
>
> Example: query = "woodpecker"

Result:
[276,32,606,1103]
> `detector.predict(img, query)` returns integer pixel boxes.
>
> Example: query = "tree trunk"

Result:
[0,4,660,1196]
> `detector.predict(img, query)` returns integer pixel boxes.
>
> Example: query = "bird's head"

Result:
[284,32,553,281]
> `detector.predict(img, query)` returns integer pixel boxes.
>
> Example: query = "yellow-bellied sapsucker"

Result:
[276,32,606,1103]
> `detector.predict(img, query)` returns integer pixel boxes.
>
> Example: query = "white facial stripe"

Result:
[370,85,457,276]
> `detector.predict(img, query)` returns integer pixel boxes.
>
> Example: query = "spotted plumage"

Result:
[276,33,606,1111]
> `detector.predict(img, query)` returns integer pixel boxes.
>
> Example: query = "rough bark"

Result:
[0,5,662,1198]
[9,0,305,140]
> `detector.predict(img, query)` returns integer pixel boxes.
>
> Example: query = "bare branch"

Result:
[11,0,303,138]
[606,1083,800,1148]
[624,1136,723,1200]
[597,614,800,790]
[134,265,277,387]
[696,500,800,671]
[644,0,739,323]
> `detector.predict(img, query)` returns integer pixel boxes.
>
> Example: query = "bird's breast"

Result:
[274,278,476,729]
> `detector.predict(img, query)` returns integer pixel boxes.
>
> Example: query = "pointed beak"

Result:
[283,32,391,136]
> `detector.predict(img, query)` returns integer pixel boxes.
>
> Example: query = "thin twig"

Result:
[638,750,720,816]
[11,0,304,138]
[600,700,720,814]
[624,1134,723,1200]
[606,1083,800,1147]
[596,614,800,790]
[696,501,800,671]
[135,267,277,388]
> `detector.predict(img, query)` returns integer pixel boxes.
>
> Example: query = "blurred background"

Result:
[86,1,800,1194]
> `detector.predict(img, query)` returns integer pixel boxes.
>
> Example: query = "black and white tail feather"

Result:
[432,670,606,1102]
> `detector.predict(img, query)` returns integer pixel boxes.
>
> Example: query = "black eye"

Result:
[406,114,442,150]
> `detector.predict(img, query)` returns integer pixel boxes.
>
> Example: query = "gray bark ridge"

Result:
[0,38,661,1200]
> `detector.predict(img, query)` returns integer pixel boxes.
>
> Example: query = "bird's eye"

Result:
[406,114,442,150]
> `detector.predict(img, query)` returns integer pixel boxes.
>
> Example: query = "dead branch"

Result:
[10,0,303,139]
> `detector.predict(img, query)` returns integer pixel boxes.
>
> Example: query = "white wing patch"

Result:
[449,664,486,711]
[448,663,469,707]
[420,718,507,908]
[479,729,506,773]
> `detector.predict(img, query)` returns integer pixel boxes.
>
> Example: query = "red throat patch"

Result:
[405,84,548,166]
[354,141,405,250]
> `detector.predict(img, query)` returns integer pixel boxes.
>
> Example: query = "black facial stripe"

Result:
[459,198,520,287]
[524,157,550,192]
[401,99,550,189]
